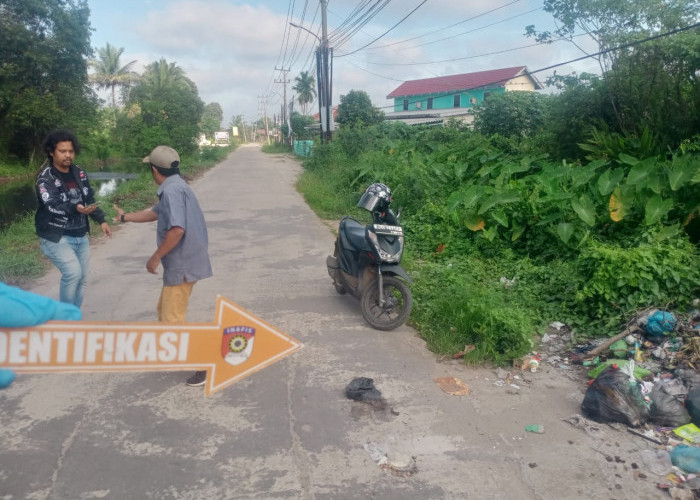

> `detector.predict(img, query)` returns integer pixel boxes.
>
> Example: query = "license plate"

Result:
[373,224,403,236]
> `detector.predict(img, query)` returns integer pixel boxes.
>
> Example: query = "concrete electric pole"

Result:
[274,67,291,144]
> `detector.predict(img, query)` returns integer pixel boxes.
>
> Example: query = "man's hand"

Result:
[101,222,112,238]
[113,204,125,223]
[147,253,161,274]
[76,203,98,215]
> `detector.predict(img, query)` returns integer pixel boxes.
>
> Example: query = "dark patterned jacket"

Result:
[34,164,106,242]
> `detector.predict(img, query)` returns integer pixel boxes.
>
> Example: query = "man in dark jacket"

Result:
[35,130,111,307]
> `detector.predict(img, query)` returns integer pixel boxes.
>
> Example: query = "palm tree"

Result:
[141,58,195,92]
[88,43,139,108]
[292,70,317,115]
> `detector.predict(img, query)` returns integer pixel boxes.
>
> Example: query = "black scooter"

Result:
[326,183,413,330]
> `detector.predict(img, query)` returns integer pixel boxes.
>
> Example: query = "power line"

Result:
[372,21,700,110]
[406,7,543,50]
[367,0,522,50]
[363,33,590,67]
[336,0,429,58]
[344,56,405,81]
[329,1,392,50]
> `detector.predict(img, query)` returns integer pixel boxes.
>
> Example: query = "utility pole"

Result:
[320,0,332,142]
[258,95,270,145]
[290,1,332,142]
[275,67,290,144]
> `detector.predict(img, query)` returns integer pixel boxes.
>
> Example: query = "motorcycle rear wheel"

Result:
[360,276,412,331]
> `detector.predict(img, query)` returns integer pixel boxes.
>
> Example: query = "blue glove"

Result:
[0,282,82,388]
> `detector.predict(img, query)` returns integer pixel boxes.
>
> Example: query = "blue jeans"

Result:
[40,235,90,307]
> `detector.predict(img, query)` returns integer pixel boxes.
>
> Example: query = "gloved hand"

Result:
[0,282,82,389]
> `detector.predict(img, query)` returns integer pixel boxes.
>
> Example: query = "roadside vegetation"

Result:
[297,0,700,363]
[262,143,293,154]
[0,2,239,287]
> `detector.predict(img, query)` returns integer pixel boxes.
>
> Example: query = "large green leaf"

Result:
[644,195,673,225]
[618,153,640,166]
[570,164,597,189]
[667,161,698,191]
[478,191,521,214]
[511,225,525,241]
[556,222,575,244]
[483,225,499,241]
[597,168,625,196]
[491,209,509,227]
[504,158,535,176]
[447,186,483,213]
[454,162,470,182]
[626,161,654,185]
[571,194,596,227]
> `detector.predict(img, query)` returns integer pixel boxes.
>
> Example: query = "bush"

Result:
[409,260,535,363]
[576,234,700,325]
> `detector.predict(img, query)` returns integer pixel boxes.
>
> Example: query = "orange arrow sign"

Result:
[0,296,302,395]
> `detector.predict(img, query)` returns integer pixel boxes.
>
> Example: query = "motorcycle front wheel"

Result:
[360,276,412,331]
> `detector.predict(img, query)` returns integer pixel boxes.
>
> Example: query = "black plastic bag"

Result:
[581,366,650,427]
[650,385,690,427]
[685,387,700,427]
[345,377,382,402]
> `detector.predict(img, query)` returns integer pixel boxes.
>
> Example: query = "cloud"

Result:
[90,0,602,125]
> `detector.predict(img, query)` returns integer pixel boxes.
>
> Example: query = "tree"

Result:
[526,0,700,149]
[115,59,203,155]
[229,114,251,141]
[335,90,384,128]
[292,71,317,115]
[200,103,223,139]
[473,92,550,139]
[137,58,196,94]
[0,0,96,160]
[88,43,138,108]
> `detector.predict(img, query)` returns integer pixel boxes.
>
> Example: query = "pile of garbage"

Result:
[533,304,700,494]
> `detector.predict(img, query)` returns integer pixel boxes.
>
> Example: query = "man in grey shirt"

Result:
[113,145,213,387]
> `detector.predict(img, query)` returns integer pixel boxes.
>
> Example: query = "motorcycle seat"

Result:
[339,217,370,252]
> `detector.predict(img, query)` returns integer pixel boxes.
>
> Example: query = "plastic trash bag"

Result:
[670,444,700,474]
[649,384,690,427]
[581,365,650,427]
[685,387,700,427]
[645,310,677,342]
[345,377,382,402]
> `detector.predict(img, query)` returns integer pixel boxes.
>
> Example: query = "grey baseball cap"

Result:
[143,145,180,170]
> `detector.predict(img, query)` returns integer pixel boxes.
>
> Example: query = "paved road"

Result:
[1,145,661,499]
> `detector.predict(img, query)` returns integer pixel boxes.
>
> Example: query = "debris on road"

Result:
[434,376,470,396]
[521,304,700,494]
[364,440,418,477]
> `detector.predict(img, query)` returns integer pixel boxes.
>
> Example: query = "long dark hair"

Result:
[42,130,81,162]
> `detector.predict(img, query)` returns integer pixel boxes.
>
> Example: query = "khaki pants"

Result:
[157,282,195,323]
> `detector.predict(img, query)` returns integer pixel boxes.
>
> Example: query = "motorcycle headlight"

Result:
[367,230,403,263]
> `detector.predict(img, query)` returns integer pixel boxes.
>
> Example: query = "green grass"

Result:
[261,143,293,154]
[0,214,45,286]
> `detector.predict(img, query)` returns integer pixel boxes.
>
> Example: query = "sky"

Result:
[88,0,601,127]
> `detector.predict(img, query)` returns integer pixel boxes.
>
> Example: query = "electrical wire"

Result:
[401,6,543,50]
[363,33,590,66]
[371,21,700,110]
[367,0,522,50]
[336,0,428,58]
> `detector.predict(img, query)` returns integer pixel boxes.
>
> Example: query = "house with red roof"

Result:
[385,66,542,125]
